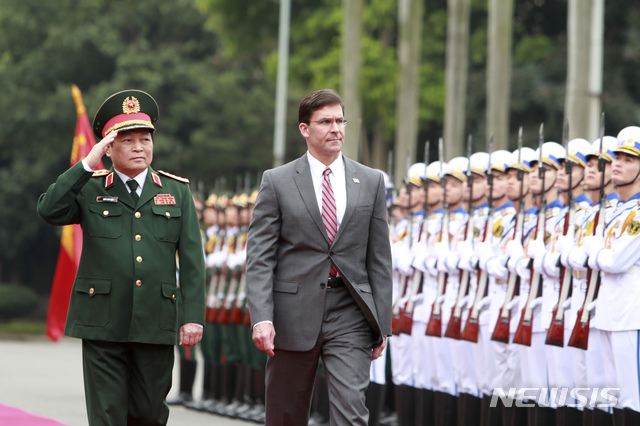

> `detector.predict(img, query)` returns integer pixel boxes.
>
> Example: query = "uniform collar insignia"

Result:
[105,172,115,188]
[151,172,162,187]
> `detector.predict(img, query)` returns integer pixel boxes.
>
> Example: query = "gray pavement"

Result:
[0,335,255,426]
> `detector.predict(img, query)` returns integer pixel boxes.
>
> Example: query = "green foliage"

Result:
[0,284,39,322]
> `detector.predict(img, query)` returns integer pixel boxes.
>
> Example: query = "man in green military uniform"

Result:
[37,90,206,426]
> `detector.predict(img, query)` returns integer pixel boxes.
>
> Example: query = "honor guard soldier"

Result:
[583,126,640,425]
[503,147,539,422]
[391,162,426,425]
[470,150,517,425]
[37,90,206,426]
[560,135,619,426]
[518,141,565,422]
[536,138,591,425]
[408,160,447,424]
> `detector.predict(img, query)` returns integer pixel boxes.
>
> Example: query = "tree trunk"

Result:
[341,0,363,162]
[565,0,593,140]
[394,0,424,186]
[486,0,513,151]
[443,0,471,160]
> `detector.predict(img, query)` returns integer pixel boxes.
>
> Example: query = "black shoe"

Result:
[166,391,193,406]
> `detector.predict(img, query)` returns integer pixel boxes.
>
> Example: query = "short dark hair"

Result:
[298,89,344,124]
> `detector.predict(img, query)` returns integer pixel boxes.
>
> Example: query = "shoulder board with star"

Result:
[158,170,190,183]
[92,169,110,177]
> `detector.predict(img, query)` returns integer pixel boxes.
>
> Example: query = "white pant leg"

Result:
[520,332,549,405]
[474,324,497,396]
[610,330,640,411]
[390,333,413,386]
[450,337,479,396]
[411,321,433,390]
[430,335,456,395]
[600,330,621,410]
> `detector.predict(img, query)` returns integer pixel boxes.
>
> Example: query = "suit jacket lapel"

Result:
[294,154,331,244]
[333,157,359,243]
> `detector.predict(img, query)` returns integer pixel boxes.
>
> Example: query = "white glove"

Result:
[532,253,545,274]
[396,254,414,276]
[505,239,524,260]
[434,242,450,272]
[530,297,543,311]
[445,251,461,271]
[477,295,492,312]
[424,256,438,275]
[562,297,572,309]
[507,254,523,273]
[588,249,601,270]
[457,241,475,271]
[507,296,520,311]
[582,233,605,257]
[527,239,546,260]
[564,245,587,271]
[474,241,493,263]
[554,235,572,254]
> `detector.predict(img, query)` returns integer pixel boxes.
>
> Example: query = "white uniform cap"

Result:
[567,138,592,167]
[469,152,489,176]
[532,141,566,170]
[406,162,427,187]
[445,157,469,182]
[508,147,537,172]
[615,126,640,158]
[424,161,447,183]
[489,150,513,173]
[587,136,617,162]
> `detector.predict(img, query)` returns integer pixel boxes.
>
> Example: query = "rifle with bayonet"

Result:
[513,123,547,346]
[426,138,450,337]
[205,230,225,323]
[568,112,606,350]
[399,141,430,335]
[546,120,575,347]
[444,135,475,339]
[461,136,494,343]
[492,127,525,344]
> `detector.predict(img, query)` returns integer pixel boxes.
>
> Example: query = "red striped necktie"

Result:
[322,167,338,277]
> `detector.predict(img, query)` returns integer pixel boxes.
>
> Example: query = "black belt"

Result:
[327,276,345,289]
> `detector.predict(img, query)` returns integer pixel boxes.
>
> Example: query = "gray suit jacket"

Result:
[246,153,392,352]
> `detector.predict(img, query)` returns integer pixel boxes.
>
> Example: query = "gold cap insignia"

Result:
[122,96,141,115]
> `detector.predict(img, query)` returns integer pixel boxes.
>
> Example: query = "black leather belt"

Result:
[327,276,344,289]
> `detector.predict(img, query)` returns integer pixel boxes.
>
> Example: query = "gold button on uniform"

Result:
[89,287,95,295]
[135,234,142,241]
[135,212,141,218]
[135,280,142,287]
[103,210,109,216]
[165,212,171,217]
[172,294,176,301]
[136,256,143,263]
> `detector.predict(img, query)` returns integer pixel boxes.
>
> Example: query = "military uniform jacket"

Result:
[37,161,206,345]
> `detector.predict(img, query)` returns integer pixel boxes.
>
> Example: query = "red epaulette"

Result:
[157,170,190,184]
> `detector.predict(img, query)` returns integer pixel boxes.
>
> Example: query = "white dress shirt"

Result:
[307,151,347,228]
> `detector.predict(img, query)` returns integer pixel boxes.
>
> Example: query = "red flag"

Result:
[46,85,104,342]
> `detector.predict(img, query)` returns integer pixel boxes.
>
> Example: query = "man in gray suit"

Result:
[247,89,392,425]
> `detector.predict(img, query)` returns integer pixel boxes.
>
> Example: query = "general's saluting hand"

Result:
[252,323,276,356]
[84,131,118,170]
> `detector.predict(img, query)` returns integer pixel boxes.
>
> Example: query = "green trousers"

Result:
[82,340,174,426]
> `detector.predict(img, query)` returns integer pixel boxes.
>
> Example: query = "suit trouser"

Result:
[264,286,375,426]
[82,339,174,426]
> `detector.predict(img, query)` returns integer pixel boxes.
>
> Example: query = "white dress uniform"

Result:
[391,211,424,387]
[590,192,640,412]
